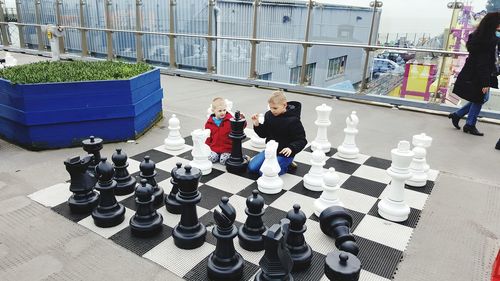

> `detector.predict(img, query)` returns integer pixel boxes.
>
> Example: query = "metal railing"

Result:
[0,0,498,120]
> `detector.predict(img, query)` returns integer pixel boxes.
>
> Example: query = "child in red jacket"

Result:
[205,97,233,165]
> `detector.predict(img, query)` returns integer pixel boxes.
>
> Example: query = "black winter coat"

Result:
[254,101,307,157]
[453,32,498,103]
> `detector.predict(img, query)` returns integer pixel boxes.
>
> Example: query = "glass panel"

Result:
[257,1,307,41]
[175,0,208,71]
[142,0,170,66]
[18,1,38,50]
[85,0,107,58]
[256,42,304,85]
[107,0,136,61]
[216,39,250,78]
[60,0,82,55]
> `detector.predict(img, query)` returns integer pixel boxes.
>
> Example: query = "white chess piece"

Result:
[164,114,185,151]
[314,167,344,216]
[310,104,332,153]
[303,149,327,191]
[250,113,266,149]
[257,140,283,194]
[4,53,17,67]
[407,133,433,187]
[337,111,359,159]
[378,141,414,222]
[190,128,212,175]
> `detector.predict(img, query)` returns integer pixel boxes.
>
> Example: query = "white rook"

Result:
[310,103,332,153]
[378,141,414,222]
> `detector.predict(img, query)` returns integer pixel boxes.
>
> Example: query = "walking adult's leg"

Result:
[463,102,484,136]
[449,102,471,129]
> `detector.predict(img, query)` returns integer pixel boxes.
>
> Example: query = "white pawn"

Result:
[314,167,344,217]
[164,114,185,151]
[250,113,266,149]
[189,128,212,175]
[378,141,414,222]
[407,133,432,187]
[5,53,17,67]
[310,103,332,153]
[257,140,283,194]
[303,149,327,192]
[337,111,359,159]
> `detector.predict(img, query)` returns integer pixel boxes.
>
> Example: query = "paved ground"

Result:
[0,51,499,281]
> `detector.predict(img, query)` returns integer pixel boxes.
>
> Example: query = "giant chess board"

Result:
[29,134,439,281]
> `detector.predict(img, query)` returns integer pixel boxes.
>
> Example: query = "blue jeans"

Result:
[247,151,294,176]
[454,91,490,126]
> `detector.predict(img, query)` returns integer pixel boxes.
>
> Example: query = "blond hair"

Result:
[211,97,226,111]
[268,90,287,104]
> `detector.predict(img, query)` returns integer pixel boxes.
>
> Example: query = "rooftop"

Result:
[0,51,499,281]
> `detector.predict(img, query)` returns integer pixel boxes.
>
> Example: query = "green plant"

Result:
[0,60,154,84]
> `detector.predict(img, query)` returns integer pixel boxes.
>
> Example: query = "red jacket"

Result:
[205,113,233,153]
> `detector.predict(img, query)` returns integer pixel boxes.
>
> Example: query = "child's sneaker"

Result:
[288,161,298,170]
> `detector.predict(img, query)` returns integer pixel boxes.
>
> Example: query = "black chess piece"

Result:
[130,179,163,237]
[165,162,182,214]
[286,204,313,272]
[64,155,99,213]
[319,206,359,256]
[207,197,244,281]
[82,136,103,180]
[92,158,126,227]
[112,148,136,196]
[139,156,164,206]
[324,251,361,281]
[238,190,267,251]
[225,110,249,174]
[254,219,294,281]
[172,165,207,249]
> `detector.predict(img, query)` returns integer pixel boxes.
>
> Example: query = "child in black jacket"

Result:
[248,91,307,175]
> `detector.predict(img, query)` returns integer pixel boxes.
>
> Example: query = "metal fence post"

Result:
[55,0,65,53]
[168,0,177,69]
[34,0,44,51]
[248,0,260,79]
[206,0,215,74]
[15,0,25,48]
[359,0,382,92]
[79,0,88,56]
[299,0,314,85]
[104,0,113,60]
[0,1,10,46]
[135,0,143,62]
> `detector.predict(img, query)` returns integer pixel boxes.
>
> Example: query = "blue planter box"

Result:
[0,68,164,150]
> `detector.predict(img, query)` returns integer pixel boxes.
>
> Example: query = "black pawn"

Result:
[82,136,103,180]
[130,179,163,237]
[165,162,182,214]
[319,206,359,256]
[238,190,267,251]
[92,157,126,227]
[139,156,164,206]
[172,165,207,249]
[112,148,136,195]
[254,219,294,281]
[324,251,361,281]
[207,197,244,281]
[286,204,313,271]
[64,155,99,213]
[225,110,249,174]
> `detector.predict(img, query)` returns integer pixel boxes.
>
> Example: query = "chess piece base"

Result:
[406,174,427,187]
[238,226,265,251]
[190,160,212,175]
[337,146,359,159]
[378,198,410,222]
[114,177,136,196]
[164,138,185,151]
[254,270,294,281]
[303,174,323,192]
[207,252,244,281]
[172,223,207,249]
[130,215,163,237]
[165,195,182,214]
[68,192,99,214]
[324,251,361,281]
[257,176,283,194]
[226,159,248,174]
[92,204,126,227]
[314,197,344,217]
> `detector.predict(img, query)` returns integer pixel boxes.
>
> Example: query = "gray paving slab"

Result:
[0,51,499,281]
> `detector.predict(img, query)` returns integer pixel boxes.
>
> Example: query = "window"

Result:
[327,56,347,79]
[289,63,316,85]
[257,72,272,81]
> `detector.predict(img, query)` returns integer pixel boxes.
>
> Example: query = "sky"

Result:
[321,0,489,36]
[4,0,490,36]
